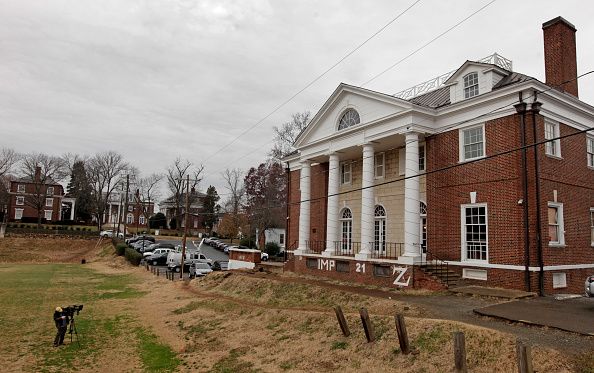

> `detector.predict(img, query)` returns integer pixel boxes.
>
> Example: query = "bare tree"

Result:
[86,151,129,230]
[0,148,19,179]
[221,168,245,242]
[20,152,68,227]
[61,152,88,174]
[137,173,163,224]
[165,158,204,231]
[269,111,310,162]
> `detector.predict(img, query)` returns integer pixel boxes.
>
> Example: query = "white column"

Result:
[356,144,375,260]
[323,154,340,256]
[70,201,76,220]
[400,132,421,264]
[295,160,311,255]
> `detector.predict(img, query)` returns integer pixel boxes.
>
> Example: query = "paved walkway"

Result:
[451,285,536,299]
[474,296,594,336]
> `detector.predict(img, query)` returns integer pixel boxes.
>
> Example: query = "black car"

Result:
[146,252,168,266]
[127,235,156,246]
[212,261,229,271]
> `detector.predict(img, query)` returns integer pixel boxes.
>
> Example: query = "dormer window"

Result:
[463,72,479,99]
[338,109,360,130]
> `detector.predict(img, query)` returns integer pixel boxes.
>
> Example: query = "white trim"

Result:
[587,135,594,168]
[462,268,487,280]
[459,124,486,162]
[590,207,594,247]
[17,184,25,193]
[374,152,385,179]
[544,119,562,158]
[340,161,352,185]
[45,198,53,207]
[547,202,565,247]
[460,203,489,262]
[14,208,24,220]
[552,272,567,289]
[44,210,53,221]
[15,196,24,206]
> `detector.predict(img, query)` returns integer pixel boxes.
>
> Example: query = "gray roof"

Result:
[408,70,534,109]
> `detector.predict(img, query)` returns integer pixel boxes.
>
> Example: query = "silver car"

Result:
[189,262,213,278]
[585,275,594,297]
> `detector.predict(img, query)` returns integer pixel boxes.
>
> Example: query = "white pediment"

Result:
[294,84,411,148]
[444,61,509,104]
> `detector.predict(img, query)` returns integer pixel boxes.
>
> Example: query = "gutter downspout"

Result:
[514,95,531,292]
[285,163,291,263]
[531,95,545,296]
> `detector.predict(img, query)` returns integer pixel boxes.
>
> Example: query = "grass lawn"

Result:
[0,263,179,372]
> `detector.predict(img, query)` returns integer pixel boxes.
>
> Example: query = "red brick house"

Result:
[284,17,594,295]
[8,173,65,223]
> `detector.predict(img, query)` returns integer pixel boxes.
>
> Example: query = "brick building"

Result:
[7,171,65,223]
[284,17,594,295]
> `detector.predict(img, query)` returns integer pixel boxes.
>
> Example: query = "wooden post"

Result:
[334,306,350,337]
[157,268,160,277]
[394,314,411,354]
[453,331,468,373]
[359,308,375,343]
[516,340,533,373]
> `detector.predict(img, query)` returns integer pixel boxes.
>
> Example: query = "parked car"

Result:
[99,230,124,239]
[126,235,155,245]
[211,261,229,271]
[141,242,175,254]
[586,275,594,297]
[146,252,169,266]
[261,252,269,261]
[167,251,212,272]
[189,262,213,278]
[143,248,173,258]
[133,240,153,251]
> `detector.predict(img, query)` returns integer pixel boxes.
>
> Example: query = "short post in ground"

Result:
[394,314,411,354]
[359,308,375,343]
[516,340,533,373]
[453,331,468,373]
[334,306,350,337]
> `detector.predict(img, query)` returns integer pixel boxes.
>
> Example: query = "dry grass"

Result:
[0,237,103,263]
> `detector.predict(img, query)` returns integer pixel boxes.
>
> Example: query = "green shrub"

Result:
[240,237,256,249]
[124,247,143,266]
[115,243,127,256]
[264,242,281,256]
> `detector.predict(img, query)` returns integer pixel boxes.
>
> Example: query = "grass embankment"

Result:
[0,263,179,372]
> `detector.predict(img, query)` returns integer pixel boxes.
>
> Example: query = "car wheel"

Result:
[174,267,180,273]
[152,260,157,266]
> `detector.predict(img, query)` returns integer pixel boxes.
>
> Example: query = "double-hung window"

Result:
[374,153,385,179]
[15,208,23,220]
[590,208,594,246]
[45,198,53,207]
[544,120,561,157]
[547,202,564,246]
[460,125,485,162]
[46,186,54,195]
[44,210,53,221]
[587,136,594,168]
[419,145,426,171]
[340,162,351,185]
[16,196,24,206]
[463,72,479,99]
[462,204,488,261]
[17,184,25,193]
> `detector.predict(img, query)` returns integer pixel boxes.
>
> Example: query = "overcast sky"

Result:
[1,0,593,202]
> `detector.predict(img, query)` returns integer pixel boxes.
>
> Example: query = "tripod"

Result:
[68,316,80,346]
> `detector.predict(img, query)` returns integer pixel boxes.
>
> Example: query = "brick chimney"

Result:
[34,166,41,183]
[542,16,578,97]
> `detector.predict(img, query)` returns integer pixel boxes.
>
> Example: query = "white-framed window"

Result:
[339,208,353,253]
[15,208,23,220]
[587,136,594,168]
[463,72,479,99]
[374,153,385,179]
[139,215,146,225]
[544,120,561,157]
[340,162,351,185]
[46,186,54,195]
[461,203,488,261]
[45,198,53,207]
[128,205,133,212]
[589,208,593,247]
[16,196,24,206]
[44,210,53,221]
[17,184,25,193]
[279,233,285,245]
[126,213,133,224]
[459,124,485,162]
[552,272,567,289]
[547,202,565,246]
[419,145,426,171]
[420,201,427,253]
[337,109,360,130]
[374,205,386,252]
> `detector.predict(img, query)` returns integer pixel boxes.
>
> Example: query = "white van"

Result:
[166,251,212,272]
[143,248,173,258]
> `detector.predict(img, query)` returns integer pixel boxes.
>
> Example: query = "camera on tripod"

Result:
[62,304,84,319]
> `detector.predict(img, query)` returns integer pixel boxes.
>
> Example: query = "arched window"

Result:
[339,208,353,253]
[374,205,386,253]
[337,109,360,130]
[420,202,427,253]
[126,213,134,224]
[463,72,479,99]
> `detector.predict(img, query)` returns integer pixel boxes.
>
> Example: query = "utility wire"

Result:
[202,1,422,162]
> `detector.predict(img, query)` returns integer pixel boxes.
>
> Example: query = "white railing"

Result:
[393,53,513,100]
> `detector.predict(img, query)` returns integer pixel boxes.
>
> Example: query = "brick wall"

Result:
[9,180,64,221]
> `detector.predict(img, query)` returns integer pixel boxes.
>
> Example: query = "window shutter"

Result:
[399,148,406,176]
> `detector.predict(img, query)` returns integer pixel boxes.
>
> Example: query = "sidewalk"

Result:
[474,296,594,336]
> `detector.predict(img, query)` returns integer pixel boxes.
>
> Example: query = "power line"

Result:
[202,1,423,163]
[362,0,496,86]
